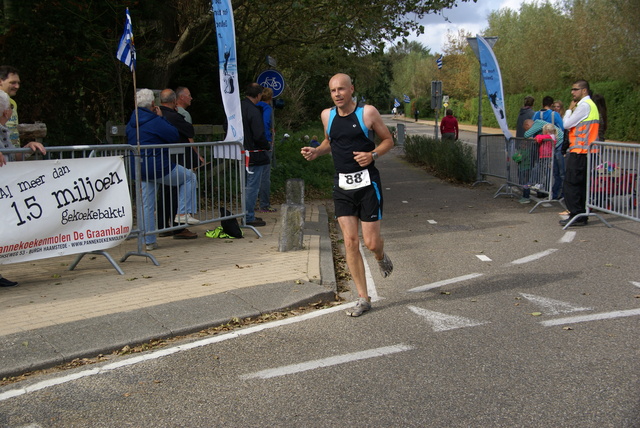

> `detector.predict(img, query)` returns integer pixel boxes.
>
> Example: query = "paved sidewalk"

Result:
[0,203,336,378]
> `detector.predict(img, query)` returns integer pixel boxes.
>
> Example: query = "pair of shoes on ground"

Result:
[174,214,200,225]
[559,216,588,227]
[246,217,266,227]
[0,277,18,287]
[257,207,278,213]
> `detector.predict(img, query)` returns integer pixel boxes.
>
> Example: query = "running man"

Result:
[301,73,394,317]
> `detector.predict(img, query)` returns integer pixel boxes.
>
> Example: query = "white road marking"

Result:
[540,308,640,327]
[631,281,640,289]
[427,219,437,224]
[476,255,492,262]
[407,273,484,293]
[519,293,592,315]
[0,303,361,403]
[559,231,576,243]
[408,306,489,332]
[240,344,414,380]
[510,249,558,265]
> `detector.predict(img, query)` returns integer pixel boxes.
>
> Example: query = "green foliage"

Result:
[403,135,476,183]
[270,123,335,201]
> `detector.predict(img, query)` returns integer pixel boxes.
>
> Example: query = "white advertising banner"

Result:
[0,157,132,265]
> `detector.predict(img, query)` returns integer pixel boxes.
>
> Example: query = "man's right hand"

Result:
[301,147,317,161]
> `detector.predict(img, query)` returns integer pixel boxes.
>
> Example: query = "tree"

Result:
[439,29,475,100]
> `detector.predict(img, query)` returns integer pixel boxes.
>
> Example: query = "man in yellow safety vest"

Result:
[560,80,599,227]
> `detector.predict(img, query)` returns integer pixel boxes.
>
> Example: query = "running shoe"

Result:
[378,253,394,278]
[346,297,371,317]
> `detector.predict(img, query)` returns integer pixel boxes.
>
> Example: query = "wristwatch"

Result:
[371,151,378,160]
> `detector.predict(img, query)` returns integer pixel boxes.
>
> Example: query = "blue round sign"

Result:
[257,70,285,98]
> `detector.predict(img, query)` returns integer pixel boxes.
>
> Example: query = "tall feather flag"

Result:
[436,55,443,69]
[477,35,511,140]
[116,8,136,72]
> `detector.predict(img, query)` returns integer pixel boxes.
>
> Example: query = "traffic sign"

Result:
[257,69,285,98]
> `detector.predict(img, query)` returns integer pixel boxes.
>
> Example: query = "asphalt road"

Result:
[0,120,638,427]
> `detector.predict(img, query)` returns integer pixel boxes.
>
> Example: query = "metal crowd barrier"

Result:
[494,137,565,213]
[475,134,508,185]
[567,141,640,228]
[120,140,258,266]
[2,141,255,272]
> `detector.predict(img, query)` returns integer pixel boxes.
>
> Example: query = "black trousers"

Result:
[563,153,587,217]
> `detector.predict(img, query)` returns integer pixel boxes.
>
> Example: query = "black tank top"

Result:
[329,107,376,176]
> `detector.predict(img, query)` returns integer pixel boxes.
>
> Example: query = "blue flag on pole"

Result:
[403,94,411,103]
[116,8,136,72]
[477,35,511,140]
[436,55,443,69]
[393,98,401,108]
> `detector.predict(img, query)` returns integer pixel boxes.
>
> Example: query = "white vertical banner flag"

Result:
[477,35,512,140]
[212,0,243,160]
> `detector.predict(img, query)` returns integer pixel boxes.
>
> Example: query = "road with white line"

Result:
[1,119,638,426]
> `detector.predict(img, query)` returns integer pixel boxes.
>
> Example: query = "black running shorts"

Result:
[333,179,383,222]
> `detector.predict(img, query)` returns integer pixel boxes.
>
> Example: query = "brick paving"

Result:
[0,203,324,337]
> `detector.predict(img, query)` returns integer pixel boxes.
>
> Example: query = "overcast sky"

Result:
[401,0,535,54]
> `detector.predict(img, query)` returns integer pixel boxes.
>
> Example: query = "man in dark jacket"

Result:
[126,89,200,250]
[240,83,271,227]
[156,88,200,239]
[516,96,535,137]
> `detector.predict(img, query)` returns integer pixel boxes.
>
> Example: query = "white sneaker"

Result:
[174,214,200,225]
[346,297,372,317]
[145,242,158,251]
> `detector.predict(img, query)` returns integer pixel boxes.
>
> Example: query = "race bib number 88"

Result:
[338,169,371,190]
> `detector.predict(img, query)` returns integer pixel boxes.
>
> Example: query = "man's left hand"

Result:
[353,151,373,167]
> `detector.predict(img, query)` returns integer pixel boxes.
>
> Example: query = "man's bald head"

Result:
[160,89,177,107]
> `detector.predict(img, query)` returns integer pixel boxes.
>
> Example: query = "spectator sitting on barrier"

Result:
[175,86,193,124]
[524,118,565,200]
[126,88,200,251]
[156,88,199,240]
[0,90,46,287]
